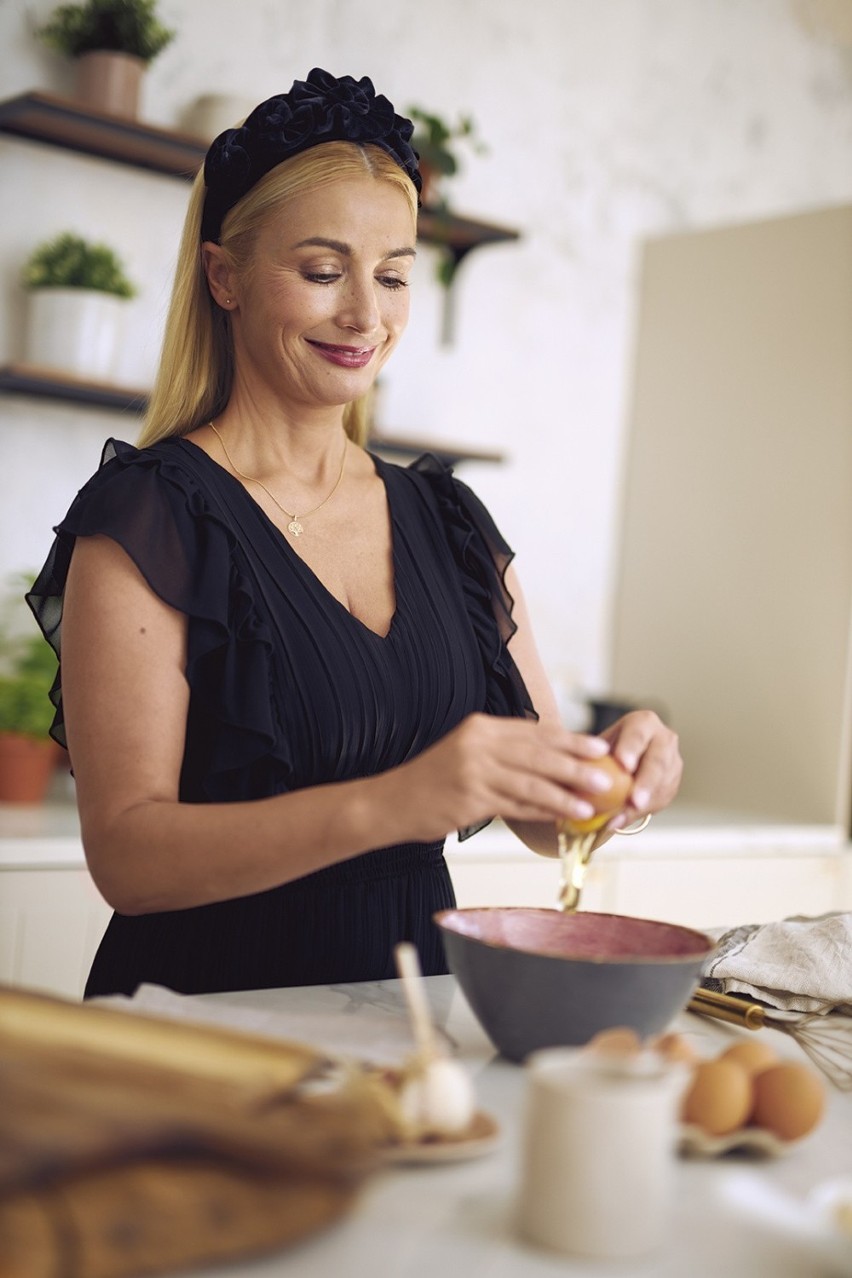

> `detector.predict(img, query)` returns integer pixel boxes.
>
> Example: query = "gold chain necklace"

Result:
[209,421,347,537]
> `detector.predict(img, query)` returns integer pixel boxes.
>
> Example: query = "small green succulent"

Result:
[22,232,136,298]
[38,0,175,63]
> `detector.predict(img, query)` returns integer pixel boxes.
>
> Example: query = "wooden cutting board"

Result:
[0,986,395,1278]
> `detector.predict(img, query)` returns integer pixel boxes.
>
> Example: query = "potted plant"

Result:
[408,106,487,208]
[37,0,176,120]
[0,581,60,804]
[408,106,488,299]
[22,231,136,383]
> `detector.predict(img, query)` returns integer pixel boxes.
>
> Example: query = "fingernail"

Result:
[631,787,650,811]
[571,799,596,820]
[585,769,614,793]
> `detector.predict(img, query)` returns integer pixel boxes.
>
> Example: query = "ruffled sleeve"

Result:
[408,454,537,840]
[25,438,291,800]
[409,453,536,723]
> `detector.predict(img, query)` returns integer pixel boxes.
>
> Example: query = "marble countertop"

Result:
[116,975,852,1278]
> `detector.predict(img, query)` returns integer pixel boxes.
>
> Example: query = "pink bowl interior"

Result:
[436,908,714,963]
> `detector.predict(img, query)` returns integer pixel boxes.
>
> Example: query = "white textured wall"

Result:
[2,0,852,706]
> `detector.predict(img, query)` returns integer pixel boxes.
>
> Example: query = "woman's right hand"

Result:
[381,712,618,843]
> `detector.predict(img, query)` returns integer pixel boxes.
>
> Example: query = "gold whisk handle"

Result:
[688,987,767,1031]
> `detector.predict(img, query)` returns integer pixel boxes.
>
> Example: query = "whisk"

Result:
[688,986,852,1090]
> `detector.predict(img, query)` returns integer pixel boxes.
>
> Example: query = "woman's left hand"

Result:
[600,710,682,829]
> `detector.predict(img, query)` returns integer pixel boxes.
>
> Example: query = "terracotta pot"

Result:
[0,733,61,804]
[75,50,145,120]
[417,160,439,206]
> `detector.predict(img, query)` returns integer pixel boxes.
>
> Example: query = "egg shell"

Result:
[652,1032,700,1065]
[585,1026,643,1057]
[578,753,633,816]
[558,753,633,834]
[718,1039,778,1076]
[750,1062,825,1141]
[681,1059,753,1136]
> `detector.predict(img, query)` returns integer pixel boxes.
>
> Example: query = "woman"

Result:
[28,70,682,997]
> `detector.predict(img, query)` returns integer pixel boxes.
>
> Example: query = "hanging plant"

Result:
[407,106,487,207]
[408,105,487,308]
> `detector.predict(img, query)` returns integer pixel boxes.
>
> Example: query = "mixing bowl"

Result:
[435,907,715,1062]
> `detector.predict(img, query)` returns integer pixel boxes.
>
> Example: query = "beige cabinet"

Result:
[611,204,852,832]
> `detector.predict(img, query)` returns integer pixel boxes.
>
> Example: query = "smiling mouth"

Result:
[308,340,377,367]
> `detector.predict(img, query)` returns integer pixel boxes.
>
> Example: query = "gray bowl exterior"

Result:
[441,928,706,1063]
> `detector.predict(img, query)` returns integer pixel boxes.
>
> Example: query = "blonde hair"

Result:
[138,143,418,449]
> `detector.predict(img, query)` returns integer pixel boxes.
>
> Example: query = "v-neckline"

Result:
[177,437,400,641]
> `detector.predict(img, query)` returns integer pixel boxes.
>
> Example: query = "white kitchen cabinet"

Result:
[0,864,110,999]
[2,806,850,999]
[447,819,852,930]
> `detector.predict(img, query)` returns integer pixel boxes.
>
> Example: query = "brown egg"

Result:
[681,1059,753,1135]
[751,1062,825,1141]
[558,752,633,835]
[585,1026,643,1057]
[719,1039,778,1076]
[652,1032,699,1065]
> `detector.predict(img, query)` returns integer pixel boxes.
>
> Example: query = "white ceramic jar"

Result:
[517,1046,687,1260]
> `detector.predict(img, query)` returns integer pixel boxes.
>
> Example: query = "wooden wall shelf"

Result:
[0,92,520,266]
[1,91,515,452]
[0,362,148,412]
[0,364,504,466]
[0,91,203,177]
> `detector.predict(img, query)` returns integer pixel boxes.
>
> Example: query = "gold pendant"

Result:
[287,520,304,537]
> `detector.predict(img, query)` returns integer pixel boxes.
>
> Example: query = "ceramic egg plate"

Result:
[678,1123,789,1158]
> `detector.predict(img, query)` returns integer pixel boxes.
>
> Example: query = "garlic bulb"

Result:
[397,1055,476,1138]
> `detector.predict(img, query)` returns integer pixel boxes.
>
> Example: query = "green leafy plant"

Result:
[0,672,56,739]
[37,0,175,63]
[0,578,57,740]
[408,107,487,291]
[408,106,487,187]
[21,232,136,298]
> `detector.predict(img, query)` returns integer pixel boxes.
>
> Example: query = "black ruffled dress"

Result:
[28,438,535,997]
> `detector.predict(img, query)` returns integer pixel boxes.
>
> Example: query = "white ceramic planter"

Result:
[180,93,256,141]
[24,288,128,383]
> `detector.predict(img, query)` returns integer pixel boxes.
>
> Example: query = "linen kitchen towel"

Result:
[702,911,852,1015]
